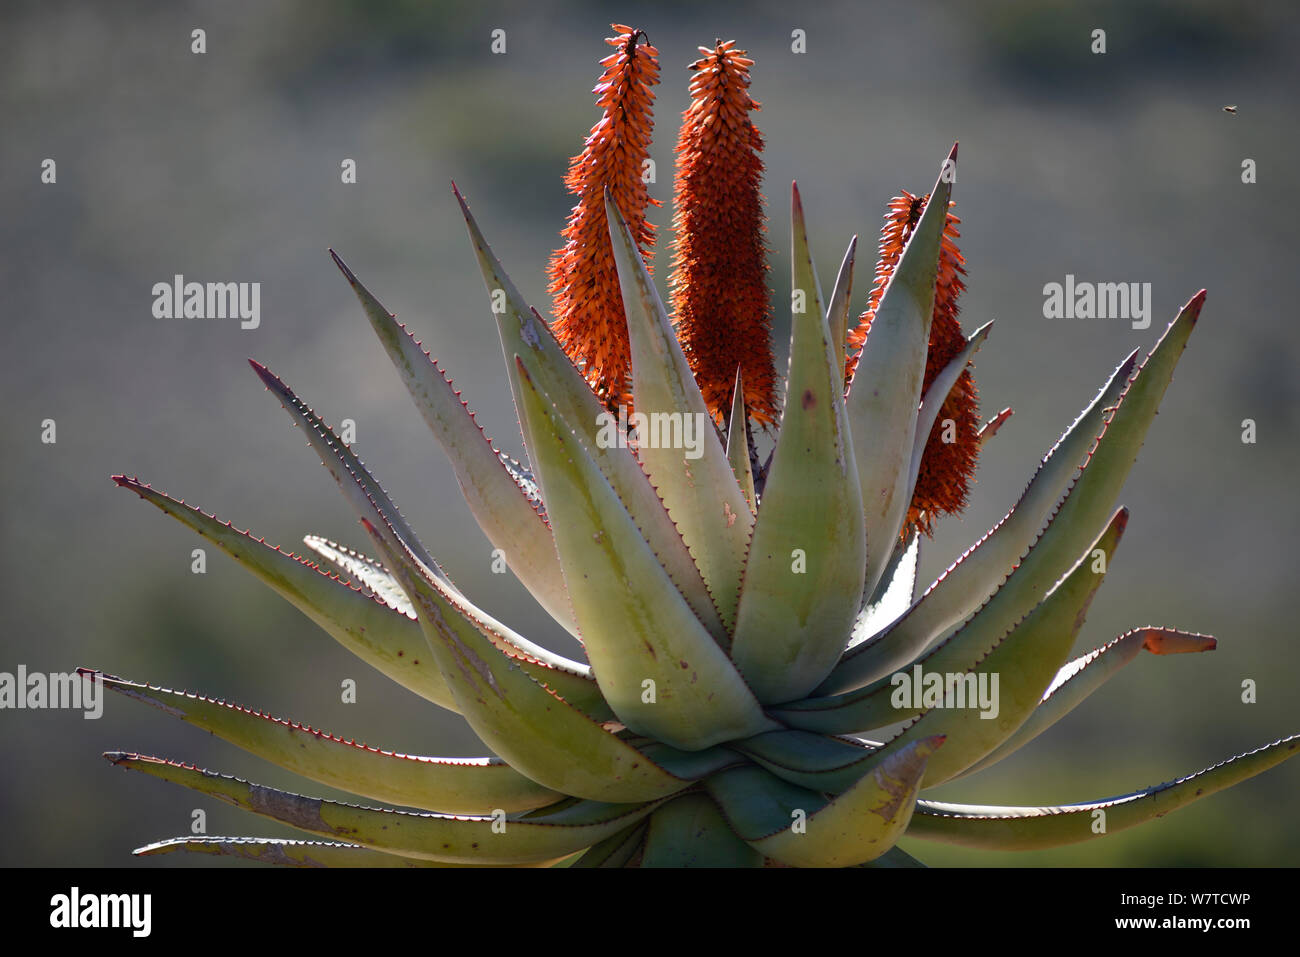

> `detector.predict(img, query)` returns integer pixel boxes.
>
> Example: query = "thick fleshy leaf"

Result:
[731,730,883,794]
[876,508,1126,787]
[606,191,754,633]
[301,535,413,617]
[330,250,577,635]
[858,845,927,867]
[111,476,456,710]
[249,359,454,591]
[826,235,858,387]
[454,185,727,642]
[707,736,944,867]
[133,837,553,867]
[730,184,867,703]
[977,407,1014,446]
[513,357,775,749]
[361,515,698,801]
[861,290,1203,700]
[854,531,920,645]
[824,346,1140,693]
[106,753,667,865]
[725,368,756,513]
[640,792,764,867]
[773,504,1126,736]
[110,477,604,716]
[955,627,1217,779]
[86,671,561,813]
[569,821,647,868]
[907,735,1300,850]
[905,319,993,504]
[847,144,956,599]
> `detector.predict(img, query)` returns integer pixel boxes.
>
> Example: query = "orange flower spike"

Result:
[847,193,979,536]
[668,40,778,426]
[548,25,661,408]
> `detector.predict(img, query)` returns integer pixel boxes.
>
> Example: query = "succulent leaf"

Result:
[105,753,668,865]
[954,627,1217,779]
[824,346,1140,694]
[877,507,1127,786]
[731,729,883,793]
[248,359,455,591]
[906,319,993,504]
[455,185,727,641]
[301,535,413,617]
[640,792,764,867]
[846,145,955,598]
[725,368,756,512]
[512,355,776,749]
[133,837,549,867]
[708,736,944,866]
[856,531,920,641]
[361,516,700,800]
[110,476,459,710]
[607,191,755,633]
[569,821,648,868]
[825,236,858,387]
[907,735,1300,850]
[329,250,578,634]
[86,671,562,813]
[730,184,867,703]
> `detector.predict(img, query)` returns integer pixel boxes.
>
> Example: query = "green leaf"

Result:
[857,845,927,867]
[876,507,1127,787]
[730,184,867,704]
[708,736,944,867]
[907,735,1300,850]
[853,531,920,646]
[512,356,775,750]
[111,476,456,711]
[725,368,756,513]
[846,145,955,600]
[731,729,884,794]
[248,359,454,591]
[606,191,754,634]
[772,504,1125,736]
[640,792,764,867]
[106,753,668,865]
[954,627,1216,779]
[110,477,606,717]
[330,250,577,635]
[361,514,698,802]
[301,535,413,617]
[825,235,858,388]
[87,671,561,813]
[569,821,647,868]
[905,319,993,503]
[133,837,547,867]
[454,185,727,643]
[824,346,1140,694]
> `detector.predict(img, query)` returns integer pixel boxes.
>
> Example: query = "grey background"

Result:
[2,0,1297,866]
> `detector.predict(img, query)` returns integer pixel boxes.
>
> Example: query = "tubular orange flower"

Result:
[847,191,979,536]
[548,24,660,408]
[668,40,777,426]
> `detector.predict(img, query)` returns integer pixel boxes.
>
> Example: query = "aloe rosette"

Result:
[88,29,1297,868]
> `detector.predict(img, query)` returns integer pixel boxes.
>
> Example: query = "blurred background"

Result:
[2,0,1297,867]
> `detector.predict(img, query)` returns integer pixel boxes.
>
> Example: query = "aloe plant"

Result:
[89,26,1297,867]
